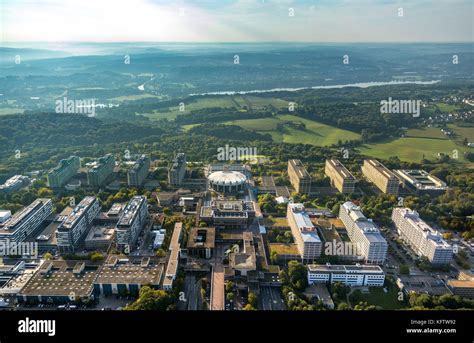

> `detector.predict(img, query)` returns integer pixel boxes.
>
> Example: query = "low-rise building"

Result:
[307,263,385,287]
[163,222,183,291]
[85,226,115,250]
[186,227,215,259]
[94,255,164,296]
[229,232,257,276]
[200,200,255,229]
[17,260,100,304]
[392,208,453,265]
[394,169,447,196]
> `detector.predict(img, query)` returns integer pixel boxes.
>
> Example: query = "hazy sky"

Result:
[0,0,472,42]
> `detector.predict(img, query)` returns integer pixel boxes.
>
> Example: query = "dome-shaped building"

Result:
[208,170,247,193]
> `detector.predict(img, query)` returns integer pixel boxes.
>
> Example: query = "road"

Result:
[259,286,285,311]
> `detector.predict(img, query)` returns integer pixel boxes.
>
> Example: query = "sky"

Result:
[0,0,472,43]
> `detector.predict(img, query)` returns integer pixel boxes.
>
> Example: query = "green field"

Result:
[144,95,288,121]
[224,114,360,147]
[360,124,474,163]
[349,278,407,310]
[359,137,468,163]
[0,108,24,115]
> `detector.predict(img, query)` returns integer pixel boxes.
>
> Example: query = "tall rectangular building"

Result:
[127,155,150,187]
[56,196,101,253]
[392,208,453,265]
[361,159,399,194]
[287,203,322,261]
[325,159,356,193]
[168,153,186,187]
[288,159,311,194]
[47,156,81,189]
[87,154,115,188]
[339,202,388,264]
[116,196,148,251]
[0,198,53,243]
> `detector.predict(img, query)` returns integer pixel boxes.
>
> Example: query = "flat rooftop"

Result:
[58,196,97,231]
[0,198,51,233]
[327,159,355,180]
[288,159,311,179]
[96,255,163,285]
[364,159,397,180]
[308,264,384,274]
[19,260,100,297]
[117,196,146,227]
[187,227,215,249]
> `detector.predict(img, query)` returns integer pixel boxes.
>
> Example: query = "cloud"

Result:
[0,0,472,42]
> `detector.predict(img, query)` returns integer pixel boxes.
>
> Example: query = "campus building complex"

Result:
[200,200,255,229]
[47,155,81,189]
[361,159,399,194]
[307,263,385,287]
[287,203,322,261]
[168,153,186,187]
[394,169,447,196]
[56,196,101,253]
[288,159,311,194]
[127,155,150,187]
[325,159,356,193]
[391,208,453,265]
[87,154,115,188]
[115,196,148,250]
[339,202,388,264]
[0,198,53,244]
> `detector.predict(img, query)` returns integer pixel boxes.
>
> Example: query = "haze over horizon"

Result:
[0,0,472,43]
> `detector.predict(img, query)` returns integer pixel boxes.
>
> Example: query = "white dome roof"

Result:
[208,170,247,186]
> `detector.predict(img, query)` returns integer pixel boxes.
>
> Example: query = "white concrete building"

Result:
[307,263,385,287]
[339,202,387,264]
[287,203,322,261]
[391,208,453,265]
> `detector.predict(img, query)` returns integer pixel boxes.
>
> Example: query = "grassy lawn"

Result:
[225,114,360,147]
[269,243,299,255]
[349,278,406,310]
[450,124,474,142]
[358,136,469,163]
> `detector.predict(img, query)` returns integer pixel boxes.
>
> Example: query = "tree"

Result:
[288,261,308,292]
[248,292,258,308]
[226,292,234,303]
[43,252,53,260]
[337,302,350,310]
[125,286,174,310]
[225,281,234,293]
[90,252,104,262]
[243,304,256,311]
[155,249,166,257]
[442,232,453,240]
